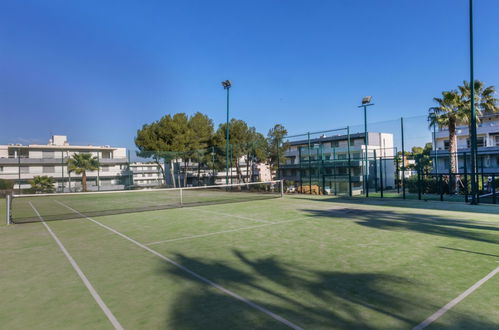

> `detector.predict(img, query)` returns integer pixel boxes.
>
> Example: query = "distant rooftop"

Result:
[4,135,117,150]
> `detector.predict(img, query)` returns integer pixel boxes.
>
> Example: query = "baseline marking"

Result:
[29,202,123,330]
[146,217,309,245]
[55,200,303,330]
[413,266,499,330]
[193,208,273,224]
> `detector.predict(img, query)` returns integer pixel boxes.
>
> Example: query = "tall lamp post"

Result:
[358,96,374,196]
[221,80,232,184]
[468,0,478,204]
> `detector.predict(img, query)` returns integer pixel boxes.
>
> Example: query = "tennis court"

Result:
[1,185,498,329]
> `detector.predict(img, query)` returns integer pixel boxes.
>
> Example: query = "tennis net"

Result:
[6,180,283,224]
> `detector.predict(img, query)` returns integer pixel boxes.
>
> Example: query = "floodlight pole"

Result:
[358,102,374,197]
[469,0,478,205]
[222,80,232,185]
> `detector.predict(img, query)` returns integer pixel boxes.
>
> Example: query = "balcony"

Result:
[0,157,128,165]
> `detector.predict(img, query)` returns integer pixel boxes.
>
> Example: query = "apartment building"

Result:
[129,162,165,188]
[170,158,271,186]
[280,132,395,195]
[432,112,499,173]
[0,135,130,192]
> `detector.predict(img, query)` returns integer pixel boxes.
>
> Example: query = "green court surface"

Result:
[1,195,498,329]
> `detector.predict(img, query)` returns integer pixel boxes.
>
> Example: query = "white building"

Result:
[432,112,499,173]
[281,132,395,195]
[0,135,130,192]
[129,162,165,188]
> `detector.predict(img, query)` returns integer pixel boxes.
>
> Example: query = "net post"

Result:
[179,188,183,207]
[280,180,284,197]
[6,194,11,225]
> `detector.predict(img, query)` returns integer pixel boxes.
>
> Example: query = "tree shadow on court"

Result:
[159,252,499,329]
[299,207,499,244]
[439,246,499,259]
[294,195,499,216]
[159,252,430,329]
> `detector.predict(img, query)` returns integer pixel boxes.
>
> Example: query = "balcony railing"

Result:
[0,157,128,165]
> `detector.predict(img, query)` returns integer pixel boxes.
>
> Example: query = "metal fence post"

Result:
[347,126,352,197]
[401,117,406,199]
[17,150,21,194]
[439,174,444,201]
[379,156,384,198]
[373,149,378,193]
[492,174,496,204]
[308,132,312,195]
[396,157,400,194]
[417,167,422,201]
[463,152,468,203]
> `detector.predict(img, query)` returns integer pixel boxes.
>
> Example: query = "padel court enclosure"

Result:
[1,190,498,329]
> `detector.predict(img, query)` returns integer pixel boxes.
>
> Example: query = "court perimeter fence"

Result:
[278,115,499,205]
[1,114,498,205]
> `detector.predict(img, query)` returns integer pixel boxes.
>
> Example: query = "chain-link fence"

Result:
[2,114,497,203]
[279,115,498,204]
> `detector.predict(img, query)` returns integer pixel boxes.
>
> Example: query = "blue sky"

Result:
[1,0,498,151]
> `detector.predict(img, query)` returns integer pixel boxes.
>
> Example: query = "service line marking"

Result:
[413,266,499,330]
[145,217,309,245]
[29,202,123,330]
[55,200,303,330]
[193,208,273,223]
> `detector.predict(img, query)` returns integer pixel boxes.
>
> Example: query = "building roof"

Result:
[4,144,117,151]
[287,132,366,146]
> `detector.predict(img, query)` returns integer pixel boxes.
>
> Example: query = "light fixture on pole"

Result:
[358,96,374,197]
[221,80,232,184]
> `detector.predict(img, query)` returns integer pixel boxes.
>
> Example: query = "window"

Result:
[466,137,485,148]
[0,166,3,172]
[19,149,29,158]
[331,141,339,148]
[444,140,450,150]
[43,166,55,173]
[495,135,499,147]
[101,151,112,159]
[42,151,55,159]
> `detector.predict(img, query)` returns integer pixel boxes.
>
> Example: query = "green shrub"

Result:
[0,179,14,190]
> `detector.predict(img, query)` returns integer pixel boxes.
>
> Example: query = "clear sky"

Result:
[1,0,498,151]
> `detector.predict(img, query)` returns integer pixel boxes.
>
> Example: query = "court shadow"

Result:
[293,195,499,217]
[299,208,499,244]
[160,252,427,329]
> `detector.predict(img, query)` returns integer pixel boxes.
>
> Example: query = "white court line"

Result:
[146,217,309,245]
[29,202,123,330]
[55,200,303,330]
[194,208,272,224]
[413,266,499,330]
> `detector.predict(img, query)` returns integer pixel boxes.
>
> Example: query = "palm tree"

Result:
[458,80,499,129]
[429,91,466,193]
[67,153,99,192]
[30,175,56,193]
